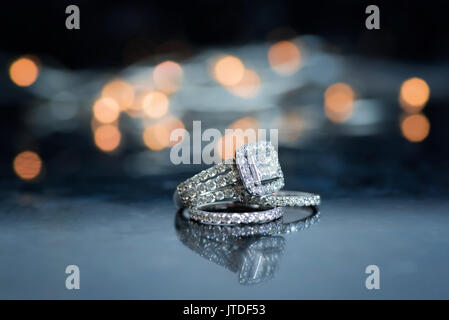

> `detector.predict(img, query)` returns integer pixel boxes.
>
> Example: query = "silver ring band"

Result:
[245,191,321,207]
[176,206,320,241]
[187,202,283,225]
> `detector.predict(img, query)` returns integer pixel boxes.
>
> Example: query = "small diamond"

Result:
[225,172,237,183]
[197,183,207,194]
[276,208,283,218]
[208,167,218,177]
[232,213,242,224]
[216,163,226,173]
[205,180,216,191]
[216,175,227,187]
[215,191,224,200]
[205,193,215,203]
[242,213,251,223]
[198,171,208,181]
[212,213,220,223]
[223,214,232,224]
[223,189,234,198]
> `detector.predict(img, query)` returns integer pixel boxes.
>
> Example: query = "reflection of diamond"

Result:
[238,237,285,285]
[236,141,284,196]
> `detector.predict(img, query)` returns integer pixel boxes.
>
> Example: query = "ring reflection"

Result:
[175,206,320,285]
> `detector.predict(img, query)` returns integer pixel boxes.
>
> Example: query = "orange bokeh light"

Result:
[13,151,42,180]
[216,117,260,160]
[142,91,169,119]
[9,57,39,87]
[401,113,430,142]
[324,83,355,123]
[213,56,245,86]
[153,61,183,94]
[143,123,170,151]
[229,117,261,131]
[93,97,120,123]
[399,77,430,113]
[101,79,135,110]
[94,125,121,152]
[216,133,246,160]
[227,69,261,98]
[162,116,186,146]
[268,41,301,75]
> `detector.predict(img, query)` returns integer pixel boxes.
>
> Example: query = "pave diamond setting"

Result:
[245,191,321,207]
[188,206,283,225]
[235,141,284,196]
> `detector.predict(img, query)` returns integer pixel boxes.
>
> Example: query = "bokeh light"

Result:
[216,132,246,160]
[94,125,121,152]
[93,97,120,124]
[227,69,261,98]
[216,117,260,160]
[143,123,170,151]
[213,56,245,86]
[400,113,430,142]
[268,41,301,75]
[153,61,183,94]
[9,57,39,87]
[324,82,355,123]
[13,151,42,180]
[142,91,170,119]
[101,79,135,110]
[143,116,185,150]
[399,77,430,113]
[229,117,261,131]
[163,116,186,146]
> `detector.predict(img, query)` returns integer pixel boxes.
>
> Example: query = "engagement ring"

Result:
[175,141,285,208]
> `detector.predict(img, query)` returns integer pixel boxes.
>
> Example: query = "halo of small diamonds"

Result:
[235,141,284,196]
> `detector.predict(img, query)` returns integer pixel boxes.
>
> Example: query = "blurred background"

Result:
[1,0,449,199]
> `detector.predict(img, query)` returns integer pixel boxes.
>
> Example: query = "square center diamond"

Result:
[235,141,284,196]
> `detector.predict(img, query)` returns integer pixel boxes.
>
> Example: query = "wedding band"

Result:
[187,202,283,225]
[245,191,321,207]
[175,141,285,208]
[177,206,320,239]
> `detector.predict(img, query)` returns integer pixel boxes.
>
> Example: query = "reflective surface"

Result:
[1,184,448,299]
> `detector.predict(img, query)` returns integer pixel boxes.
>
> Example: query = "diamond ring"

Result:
[174,141,285,208]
